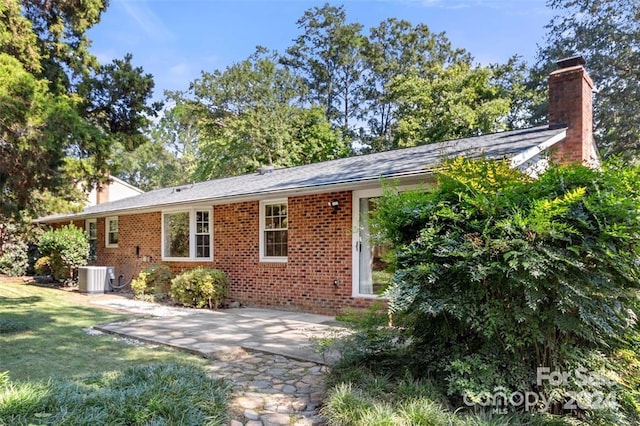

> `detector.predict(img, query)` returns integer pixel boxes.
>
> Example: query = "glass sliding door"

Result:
[353,189,391,297]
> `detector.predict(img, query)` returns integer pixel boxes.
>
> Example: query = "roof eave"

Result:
[509,129,567,168]
[35,170,437,223]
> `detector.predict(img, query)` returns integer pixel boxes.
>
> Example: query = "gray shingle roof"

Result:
[37,125,564,222]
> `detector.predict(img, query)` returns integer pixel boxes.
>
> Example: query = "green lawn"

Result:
[0,280,207,382]
[0,279,229,425]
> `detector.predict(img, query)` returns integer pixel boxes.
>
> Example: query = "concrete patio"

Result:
[91,298,344,364]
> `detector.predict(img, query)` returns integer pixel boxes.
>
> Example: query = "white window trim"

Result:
[85,219,97,239]
[259,198,288,263]
[86,219,97,260]
[105,216,119,248]
[161,206,213,262]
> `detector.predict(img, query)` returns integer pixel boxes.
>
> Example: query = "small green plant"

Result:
[331,303,412,377]
[170,267,229,309]
[131,264,174,302]
[37,225,89,282]
[33,255,66,278]
[33,256,51,276]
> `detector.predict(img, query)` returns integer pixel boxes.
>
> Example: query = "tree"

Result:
[390,63,511,147]
[170,48,348,181]
[111,140,185,192]
[0,0,40,73]
[0,0,159,219]
[536,0,640,158]
[76,53,162,187]
[282,3,365,137]
[490,55,547,130]
[20,0,106,92]
[0,53,86,217]
[359,18,473,152]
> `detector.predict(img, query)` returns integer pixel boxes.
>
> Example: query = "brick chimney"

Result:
[548,56,597,164]
[96,180,110,204]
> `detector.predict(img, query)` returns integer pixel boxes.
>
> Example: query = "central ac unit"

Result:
[78,266,115,294]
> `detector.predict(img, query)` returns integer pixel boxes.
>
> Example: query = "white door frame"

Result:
[352,188,383,298]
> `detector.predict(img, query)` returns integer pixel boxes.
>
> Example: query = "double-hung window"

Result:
[260,199,288,262]
[162,208,213,261]
[105,217,119,248]
[86,219,97,260]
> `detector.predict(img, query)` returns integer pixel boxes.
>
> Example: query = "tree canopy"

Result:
[0,0,159,220]
[153,4,533,182]
[165,48,348,181]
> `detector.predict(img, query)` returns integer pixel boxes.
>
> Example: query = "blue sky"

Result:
[88,0,554,100]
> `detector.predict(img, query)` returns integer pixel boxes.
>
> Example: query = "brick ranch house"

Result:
[37,57,598,315]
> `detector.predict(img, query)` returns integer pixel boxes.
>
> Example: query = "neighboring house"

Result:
[37,57,598,315]
[82,176,144,261]
[86,176,145,207]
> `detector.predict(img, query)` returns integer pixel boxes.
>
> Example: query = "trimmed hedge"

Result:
[170,268,229,309]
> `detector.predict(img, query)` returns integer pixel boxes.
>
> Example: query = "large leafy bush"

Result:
[0,222,29,277]
[372,158,640,419]
[170,267,229,309]
[131,264,174,302]
[0,240,28,277]
[37,225,89,282]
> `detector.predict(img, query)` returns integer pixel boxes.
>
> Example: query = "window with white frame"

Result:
[260,200,288,261]
[105,217,118,248]
[162,208,212,261]
[86,219,97,260]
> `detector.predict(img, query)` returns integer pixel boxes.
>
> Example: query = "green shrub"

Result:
[170,267,229,309]
[33,256,50,276]
[131,264,174,302]
[372,158,640,419]
[33,255,59,277]
[0,221,32,277]
[330,303,414,377]
[0,240,28,277]
[37,225,89,282]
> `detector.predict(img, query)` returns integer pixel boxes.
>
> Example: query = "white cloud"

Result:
[169,63,190,77]
[117,0,173,41]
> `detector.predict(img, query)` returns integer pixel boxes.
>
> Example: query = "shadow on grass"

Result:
[0,298,51,335]
[0,296,42,307]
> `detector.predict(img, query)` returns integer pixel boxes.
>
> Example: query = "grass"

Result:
[0,280,208,381]
[0,279,229,424]
[0,364,230,425]
[321,368,579,426]
[323,305,585,426]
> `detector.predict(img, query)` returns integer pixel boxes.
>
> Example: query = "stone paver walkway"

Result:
[85,296,344,425]
[209,349,327,426]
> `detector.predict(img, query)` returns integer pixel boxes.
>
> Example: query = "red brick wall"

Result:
[97,213,163,281]
[81,190,377,315]
[213,191,374,314]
